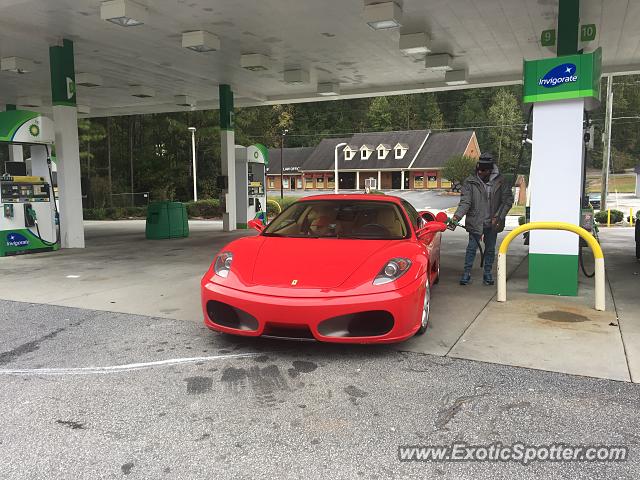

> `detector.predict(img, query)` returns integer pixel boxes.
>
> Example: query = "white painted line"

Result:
[0,353,259,376]
[65,275,80,279]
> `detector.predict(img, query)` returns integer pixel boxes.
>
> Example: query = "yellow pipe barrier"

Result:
[497,222,605,311]
[607,209,611,227]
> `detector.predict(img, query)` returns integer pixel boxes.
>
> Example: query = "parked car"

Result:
[588,193,601,210]
[201,194,447,343]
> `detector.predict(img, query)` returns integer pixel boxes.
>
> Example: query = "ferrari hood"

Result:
[251,237,391,288]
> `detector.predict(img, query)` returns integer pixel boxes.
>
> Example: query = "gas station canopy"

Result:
[0,0,639,118]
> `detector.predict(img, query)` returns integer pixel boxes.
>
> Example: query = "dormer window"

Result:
[394,142,409,159]
[360,144,373,160]
[377,144,390,160]
[343,145,357,161]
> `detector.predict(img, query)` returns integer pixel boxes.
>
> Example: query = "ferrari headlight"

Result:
[373,258,411,285]
[214,251,233,278]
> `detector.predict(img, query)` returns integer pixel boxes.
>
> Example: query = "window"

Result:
[414,175,424,188]
[360,145,373,160]
[283,178,289,189]
[394,143,408,159]
[344,146,356,160]
[268,178,275,188]
[401,200,422,230]
[327,176,335,189]
[377,144,390,160]
[305,177,314,188]
[316,177,325,188]
[296,178,303,189]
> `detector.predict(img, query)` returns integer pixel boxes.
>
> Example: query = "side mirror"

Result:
[435,212,449,223]
[247,219,265,233]
[419,211,436,222]
[416,221,448,238]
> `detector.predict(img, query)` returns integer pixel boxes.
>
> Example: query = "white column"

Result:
[221,130,236,231]
[377,171,381,190]
[528,99,584,295]
[401,171,405,190]
[356,171,360,191]
[53,105,84,248]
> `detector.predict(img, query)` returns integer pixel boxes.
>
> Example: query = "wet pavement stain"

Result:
[121,462,134,475]
[0,327,66,365]
[344,385,368,398]
[538,310,590,323]
[56,420,85,430]
[291,360,318,373]
[185,376,213,394]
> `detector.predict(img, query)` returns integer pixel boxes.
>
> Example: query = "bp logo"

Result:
[538,63,578,88]
[29,123,40,137]
[6,232,30,248]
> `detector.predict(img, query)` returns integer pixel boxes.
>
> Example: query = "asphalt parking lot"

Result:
[1,299,639,480]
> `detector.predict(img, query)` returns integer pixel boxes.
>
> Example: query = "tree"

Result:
[487,89,523,175]
[442,155,477,192]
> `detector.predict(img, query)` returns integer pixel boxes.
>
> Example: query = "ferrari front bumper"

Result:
[201,275,427,344]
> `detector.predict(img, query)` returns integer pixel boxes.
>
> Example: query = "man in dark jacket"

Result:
[450,152,513,285]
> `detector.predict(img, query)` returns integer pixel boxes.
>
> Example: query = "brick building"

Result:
[266,130,479,191]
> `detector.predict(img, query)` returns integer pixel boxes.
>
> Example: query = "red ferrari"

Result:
[201,194,447,344]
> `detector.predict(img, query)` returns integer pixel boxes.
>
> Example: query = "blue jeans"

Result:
[464,227,498,274]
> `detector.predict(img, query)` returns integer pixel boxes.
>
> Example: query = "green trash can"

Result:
[146,201,189,239]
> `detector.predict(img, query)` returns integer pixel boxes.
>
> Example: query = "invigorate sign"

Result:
[523,48,601,104]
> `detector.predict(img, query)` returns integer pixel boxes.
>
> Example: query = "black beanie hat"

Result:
[478,152,494,167]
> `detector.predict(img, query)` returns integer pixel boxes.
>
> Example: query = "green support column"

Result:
[557,0,580,56]
[219,85,236,232]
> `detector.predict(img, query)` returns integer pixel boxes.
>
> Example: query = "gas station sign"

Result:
[523,48,601,104]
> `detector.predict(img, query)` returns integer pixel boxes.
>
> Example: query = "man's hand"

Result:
[447,215,461,231]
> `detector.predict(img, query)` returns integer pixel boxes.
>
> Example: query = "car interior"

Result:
[265,202,408,238]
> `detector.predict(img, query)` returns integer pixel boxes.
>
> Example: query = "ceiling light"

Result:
[17,96,42,108]
[445,69,468,86]
[175,95,195,107]
[399,33,431,55]
[284,69,310,85]
[1,57,34,74]
[100,0,147,27]
[317,82,340,96]
[364,2,402,30]
[425,53,453,71]
[131,86,155,98]
[77,105,91,115]
[76,73,103,87]
[240,54,270,72]
[182,31,220,52]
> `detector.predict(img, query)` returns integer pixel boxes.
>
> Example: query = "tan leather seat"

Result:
[377,207,405,237]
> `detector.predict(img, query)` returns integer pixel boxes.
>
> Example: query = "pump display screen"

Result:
[0,180,50,203]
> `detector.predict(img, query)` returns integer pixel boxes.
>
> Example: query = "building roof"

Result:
[410,131,475,169]
[336,130,430,170]
[266,146,315,174]
[299,138,351,171]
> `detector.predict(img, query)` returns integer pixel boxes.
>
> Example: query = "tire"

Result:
[415,279,431,335]
[433,261,440,285]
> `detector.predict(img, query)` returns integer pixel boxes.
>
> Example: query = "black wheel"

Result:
[433,261,440,285]
[415,279,431,335]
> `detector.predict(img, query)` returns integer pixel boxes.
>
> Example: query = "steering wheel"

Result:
[357,223,390,236]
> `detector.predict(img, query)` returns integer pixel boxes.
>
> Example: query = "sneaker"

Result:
[459,272,471,285]
[483,272,495,285]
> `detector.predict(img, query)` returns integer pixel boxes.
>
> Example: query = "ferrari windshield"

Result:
[263,200,409,239]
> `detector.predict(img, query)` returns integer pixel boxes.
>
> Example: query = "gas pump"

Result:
[234,144,268,229]
[0,110,59,256]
